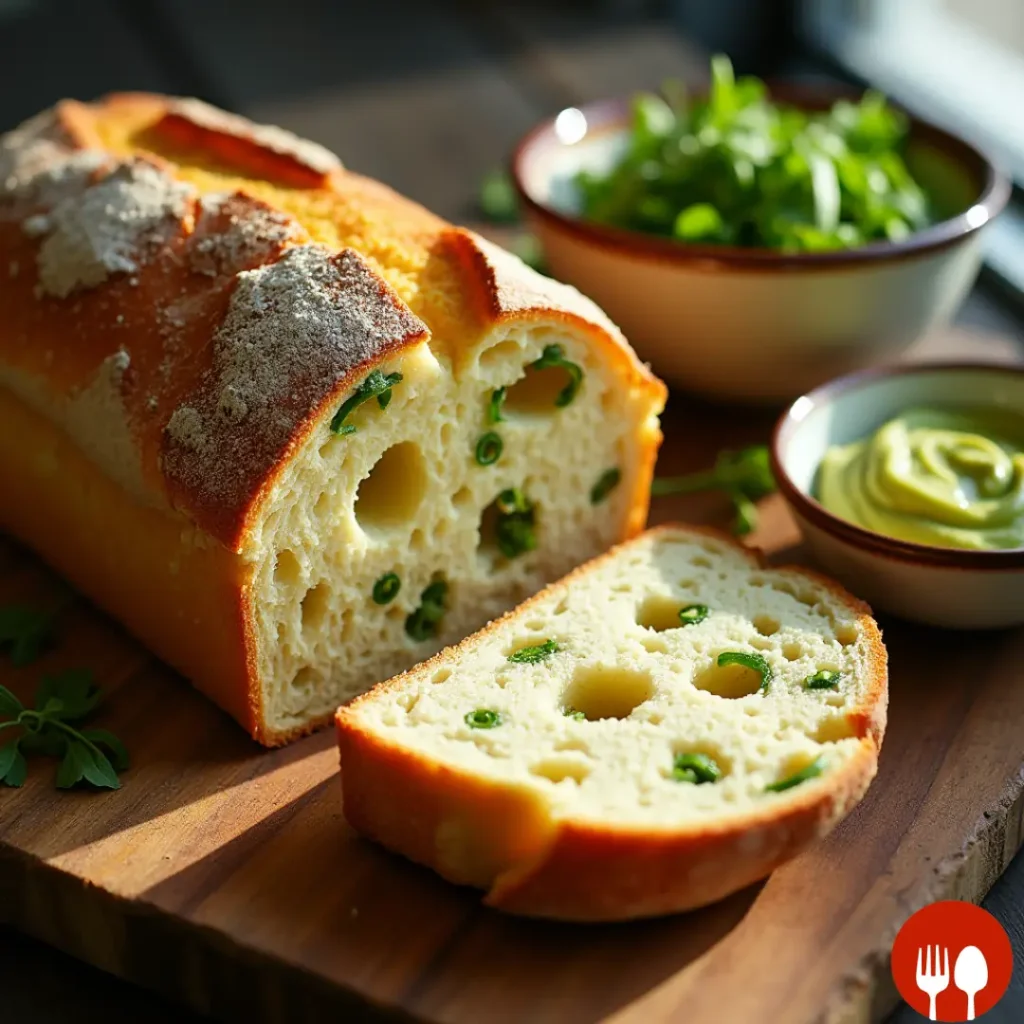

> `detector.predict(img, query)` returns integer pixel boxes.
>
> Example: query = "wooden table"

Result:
[1,2,1023,1021]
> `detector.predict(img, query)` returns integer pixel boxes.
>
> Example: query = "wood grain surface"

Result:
[2,331,1024,1024]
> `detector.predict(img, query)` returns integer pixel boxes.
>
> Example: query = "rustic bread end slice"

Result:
[335,525,887,921]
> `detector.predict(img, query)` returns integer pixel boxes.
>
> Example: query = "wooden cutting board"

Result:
[3,360,1024,1024]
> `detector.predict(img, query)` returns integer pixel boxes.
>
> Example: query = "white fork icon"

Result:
[916,944,950,1020]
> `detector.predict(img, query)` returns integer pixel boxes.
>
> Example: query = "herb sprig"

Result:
[652,445,776,535]
[405,579,448,642]
[590,468,621,505]
[330,370,403,435]
[531,345,583,408]
[717,650,772,692]
[805,669,841,690]
[508,639,559,664]
[488,387,507,424]
[576,55,931,252]
[765,756,825,793]
[475,432,503,466]
[494,488,537,559]
[0,670,128,789]
[672,752,722,784]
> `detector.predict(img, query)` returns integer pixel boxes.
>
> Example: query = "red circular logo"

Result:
[892,901,1012,1021]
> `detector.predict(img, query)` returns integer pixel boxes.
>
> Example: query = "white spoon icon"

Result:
[954,945,988,1021]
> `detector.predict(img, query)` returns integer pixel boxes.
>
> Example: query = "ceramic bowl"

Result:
[511,95,1010,402]
[770,363,1024,629]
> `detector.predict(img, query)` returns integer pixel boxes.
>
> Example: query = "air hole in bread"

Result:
[431,669,452,684]
[410,528,427,552]
[553,597,569,615]
[749,637,771,651]
[524,618,546,631]
[636,595,686,633]
[478,338,521,372]
[836,623,858,646]
[694,659,763,699]
[452,485,474,510]
[354,442,428,532]
[476,499,501,568]
[679,578,697,591]
[640,635,669,655]
[611,582,633,594]
[691,555,712,569]
[313,491,331,519]
[826,693,846,708]
[770,579,819,607]
[644,712,665,725]
[301,583,331,632]
[753,615,780,636]
[504,363,575,416]
[554,737,590,754]
[291,665,319,700]
[396,692,420,713]
[810,714,855,744]
[562,664,654,721]
[529,758,591,785]
[274,549,302,587]
[783,642,804,661]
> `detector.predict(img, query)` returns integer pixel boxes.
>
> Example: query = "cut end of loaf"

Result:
[336,526,888,919]
[252,319,662,742]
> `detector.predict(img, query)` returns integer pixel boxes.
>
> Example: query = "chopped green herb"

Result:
[405,579,448,642]
[531,345,583,407]
[765,756,826,793]
[0,670,128,790]
[679,603,709,626]
[488,387,507,424]
[372,572,401,605]
[475,432,503,466]
[563,707,586,721]
[652,445,776,535]
[494,488,537,559]
[805,669,842,690]
[508,639,559,664]
[575,55,932,253]
[330,369,403,435]
[465,708,502,729]
[590,468,621,505]
[717,650,772,692]
[672,752,722,784]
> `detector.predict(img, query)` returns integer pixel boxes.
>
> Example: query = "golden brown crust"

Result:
[0,94,661,553]
[0,94,666,745]
[336,524,888,921]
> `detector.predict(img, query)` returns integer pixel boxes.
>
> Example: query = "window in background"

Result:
[804,0,1024,298]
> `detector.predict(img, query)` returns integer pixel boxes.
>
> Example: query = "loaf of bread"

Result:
[0,96,666,744]
[336,525,887,921]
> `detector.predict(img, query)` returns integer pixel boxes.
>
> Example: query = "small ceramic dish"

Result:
[511,94,1010,402]
[770,363,1024,629]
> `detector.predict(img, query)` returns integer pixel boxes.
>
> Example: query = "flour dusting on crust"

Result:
[34,160,195,297]
[0,108,109,216]
[187,192,306,277]
[163,244,427,544]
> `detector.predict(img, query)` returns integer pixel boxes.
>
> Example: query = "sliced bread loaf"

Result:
[336,525,887,921]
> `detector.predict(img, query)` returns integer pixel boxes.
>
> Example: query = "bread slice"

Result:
[0,96,665,744]
[336,525,887,921]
